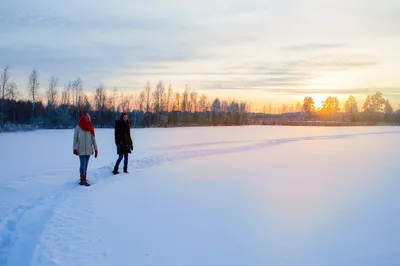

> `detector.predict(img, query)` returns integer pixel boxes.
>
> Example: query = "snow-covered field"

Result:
[1,125,399,266]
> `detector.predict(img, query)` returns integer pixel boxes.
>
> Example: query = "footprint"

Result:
[6,220,17,231]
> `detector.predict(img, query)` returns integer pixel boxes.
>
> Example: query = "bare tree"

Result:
[262,105,267,114]
[280,104,288,114]
[345,95,358,115]
[181,85,190,112]
[106,96,114,113]
[61,88,67,106]
[119,92,131,113]
[28,69,40,118]
[67,82,73,106]
[6,82,19,122]
[190,90,198,112]
[71,79,79,107]
[72,78,83,117]
[230,100,239,114]
[363,92,385,121]
[212,98,221,113]
[45,75,58,123]
[295,101,302,112]
[152,81,162,114]
[46,75,58,107]
[94,84,107,124]
[112,87,118,114]
[384,100,393,117]
[132,92,139,111]
[239,101,247,114]
[145,81,151,112]
[0,66,10,125]
[199,94,208,112]
[139,90,146,112]
[81,94,91,111]
[7,82,19,101]
[159,82,166,112]
[173,92,181,111]
[127,95,134,112]
[221,100,229,113]
[61,82,72,106]
[152,81,166,124]
[166,83,173,112]
[117,92,123,112]
[302,96,315,113]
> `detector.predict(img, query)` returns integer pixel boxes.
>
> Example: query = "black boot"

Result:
[79,175,84,185]
[123,166,128,173]
[79,174,90,186]
[113,166,119,175]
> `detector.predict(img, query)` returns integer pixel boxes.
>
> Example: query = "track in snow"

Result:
[1,130,399,265]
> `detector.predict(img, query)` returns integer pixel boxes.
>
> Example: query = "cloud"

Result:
[0,0,399,105]
[118,53,379,76]
[254,87,400,96]
[284,43,345,51]
[111,53,378,93]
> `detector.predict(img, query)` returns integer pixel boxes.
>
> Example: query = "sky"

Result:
[0,0,399,110]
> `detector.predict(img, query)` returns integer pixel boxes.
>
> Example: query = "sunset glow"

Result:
[1,0,399,109]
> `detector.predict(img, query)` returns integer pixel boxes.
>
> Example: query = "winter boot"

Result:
[123,166,129,173]
[113,166,119,175]
[79,174,90,186]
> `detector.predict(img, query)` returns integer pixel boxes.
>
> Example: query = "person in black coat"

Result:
[113,112,133,174]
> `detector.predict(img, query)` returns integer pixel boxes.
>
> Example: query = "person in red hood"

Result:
[113,112,133,174]
[73,112,98,186]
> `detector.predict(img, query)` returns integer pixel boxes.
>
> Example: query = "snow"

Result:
[1,125,400,266]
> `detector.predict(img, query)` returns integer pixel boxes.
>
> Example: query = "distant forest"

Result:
[0,66,399,132]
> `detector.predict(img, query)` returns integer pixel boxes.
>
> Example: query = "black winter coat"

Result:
[114,119,133,154]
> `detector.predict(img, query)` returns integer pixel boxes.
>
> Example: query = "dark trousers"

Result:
[115,153,129,167]
[79,155,90,176]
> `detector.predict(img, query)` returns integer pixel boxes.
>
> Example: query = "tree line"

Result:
[255,93,400,125]
[0,66,251,130]
[1,66,399,131]
[300,93,398,123]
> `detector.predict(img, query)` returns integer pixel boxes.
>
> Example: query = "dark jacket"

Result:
[114,119,133,154]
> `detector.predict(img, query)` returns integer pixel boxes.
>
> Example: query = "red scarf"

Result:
[78,113,95,136]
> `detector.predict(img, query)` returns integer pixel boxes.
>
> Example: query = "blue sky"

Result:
[1,0,399,108]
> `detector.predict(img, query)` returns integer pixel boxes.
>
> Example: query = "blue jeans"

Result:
[115,153,128,167]
[79,155,90,176]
